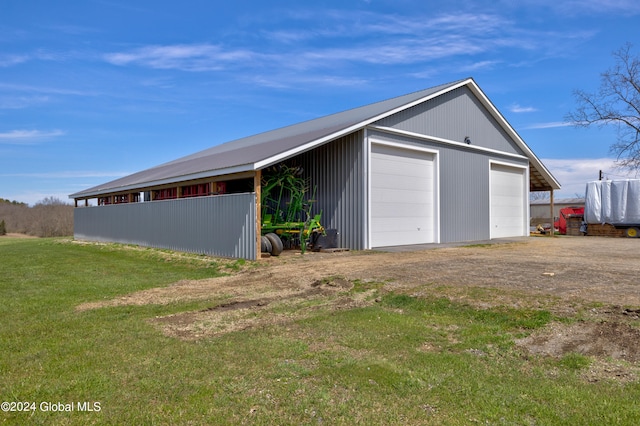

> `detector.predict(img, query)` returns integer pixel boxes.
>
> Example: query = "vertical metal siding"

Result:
[375,86,524,156]
[287,131,365,250]
[74,193,257,260]
[438,148,491,242]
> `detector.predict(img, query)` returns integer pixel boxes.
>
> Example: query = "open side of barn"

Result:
[70,78,560,259]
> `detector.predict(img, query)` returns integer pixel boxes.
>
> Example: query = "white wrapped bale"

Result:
[584,179,640,225]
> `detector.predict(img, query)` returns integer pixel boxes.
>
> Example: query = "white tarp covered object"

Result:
[584,179,640,224]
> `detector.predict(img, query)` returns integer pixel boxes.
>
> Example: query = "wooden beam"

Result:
[549,189,554,237]
[254,169,262,260]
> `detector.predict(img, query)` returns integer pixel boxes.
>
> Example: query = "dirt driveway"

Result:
[78,236,640,379]
[80,236,640,310]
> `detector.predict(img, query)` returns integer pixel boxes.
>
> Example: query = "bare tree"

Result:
[566,43,640,171]
[0,196,73,237]
[530,191,550,201]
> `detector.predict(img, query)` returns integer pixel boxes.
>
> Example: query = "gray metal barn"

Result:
[70,78,560,259]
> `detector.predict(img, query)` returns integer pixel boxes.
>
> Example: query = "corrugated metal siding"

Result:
[285,131,365,249]
[74,193,257,260]
[439,148,492,242]
[368,130,528,243]
[374,86,525,156]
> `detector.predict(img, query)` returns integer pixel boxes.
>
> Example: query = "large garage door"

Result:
[371,144,436,247]
[490,163,526,239]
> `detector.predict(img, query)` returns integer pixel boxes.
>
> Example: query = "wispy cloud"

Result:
[542,157,639,197]
[0,54,29,67]
[0,82,97,97]
[0,170,130,178]
[519,0,640,15]
[0,129,65,144]
[0,95,50,109]
[0,50,71,67]
[104,44,262,72]
[525,121,573,129]
[510,104,537,113]
[102,10,586,81]
[460,60,502,72]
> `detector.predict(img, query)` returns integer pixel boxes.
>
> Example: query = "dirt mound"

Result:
[517,321,640,362]
[516,319,640,383]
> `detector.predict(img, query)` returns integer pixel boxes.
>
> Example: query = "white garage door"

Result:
[490,163,526,239]
[371,144,436,247]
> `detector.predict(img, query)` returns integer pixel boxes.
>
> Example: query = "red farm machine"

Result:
[554,206,585,235]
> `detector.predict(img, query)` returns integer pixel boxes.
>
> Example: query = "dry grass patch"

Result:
[149,276,379,340]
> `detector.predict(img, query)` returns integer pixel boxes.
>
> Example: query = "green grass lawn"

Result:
[1,237,639,425]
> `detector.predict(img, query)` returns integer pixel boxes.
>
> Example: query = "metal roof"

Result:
[70,78,560,199]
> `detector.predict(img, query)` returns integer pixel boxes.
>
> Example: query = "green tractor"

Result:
[260,164,324,256]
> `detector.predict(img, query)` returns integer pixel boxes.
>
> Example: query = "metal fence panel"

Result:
[74,193,257,260]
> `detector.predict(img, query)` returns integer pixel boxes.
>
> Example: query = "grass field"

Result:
[1,237,639,425]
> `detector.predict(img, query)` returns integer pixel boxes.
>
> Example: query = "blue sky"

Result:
[1,0,639,205]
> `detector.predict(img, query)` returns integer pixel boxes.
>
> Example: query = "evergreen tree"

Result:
[0,219,6,235]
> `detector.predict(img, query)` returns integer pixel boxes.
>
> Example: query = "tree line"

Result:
[0,197,74,237]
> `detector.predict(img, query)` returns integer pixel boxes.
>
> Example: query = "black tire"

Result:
[260,236,272,253]
[265,233,283,256]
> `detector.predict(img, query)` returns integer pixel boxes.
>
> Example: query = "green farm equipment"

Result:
[260,164,324,255]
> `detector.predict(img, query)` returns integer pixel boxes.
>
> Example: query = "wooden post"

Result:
[85,199,89,207]
[254,169,262,260]
[549,189,554,237]
[74,199,78,208]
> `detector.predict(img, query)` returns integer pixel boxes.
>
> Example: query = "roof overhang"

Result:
[70,164,254,199]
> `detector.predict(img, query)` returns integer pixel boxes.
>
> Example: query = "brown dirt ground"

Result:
[77,236,640,382]
[3,233,37,238]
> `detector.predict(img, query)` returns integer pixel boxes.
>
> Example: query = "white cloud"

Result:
[525,121,573,129]
[0,171,130,179]
[0,82,96,97]
[101,10,587,80]
[510,104,537,113]
[104,44,261,72]
[0,95,50,109]
[499,0,640,15]
[460,60,501,72]
[0,129,65,144]
[0,54,29,67]
[541,0,640,14]
[542,157,639,197]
